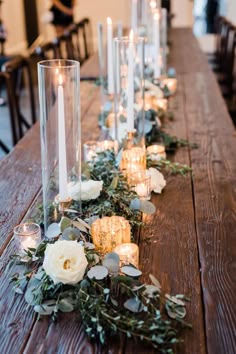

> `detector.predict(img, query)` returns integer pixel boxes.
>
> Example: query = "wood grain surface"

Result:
[0,28,236,354]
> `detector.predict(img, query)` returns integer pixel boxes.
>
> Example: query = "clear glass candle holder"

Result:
[128,170,151,200]
[91,216,131,256]
[14,223,41,251]
[38,60,81,234]
[113,243,139,268]
[120,147,146,174]
[114,34,145,148]
[147,144,166,161]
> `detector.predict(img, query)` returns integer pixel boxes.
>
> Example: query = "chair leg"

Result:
[0,140,10,154]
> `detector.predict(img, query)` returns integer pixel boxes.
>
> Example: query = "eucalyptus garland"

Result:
[10,242,191,354]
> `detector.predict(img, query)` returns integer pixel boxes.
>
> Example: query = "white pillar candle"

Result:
[127,30,134,132]
[161,8,167,74]
[141,0,148,25]
[117,21,123,37]
[107,17,114,95]
[153,10,160,78]
[97,22,104,73]
[58,74,69,201]
[131,0,138,35]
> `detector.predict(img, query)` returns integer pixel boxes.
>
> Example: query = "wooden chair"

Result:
[34,38,62,60]
[217,26,236,98]
[1,55,36,145]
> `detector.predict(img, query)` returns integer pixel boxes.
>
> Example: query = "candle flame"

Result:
[129,29,134,42]
[150,0,156,9]
[107,17,112,25]
[58,74,63,85]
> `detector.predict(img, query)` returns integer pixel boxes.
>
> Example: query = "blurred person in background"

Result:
[50,0,76,35]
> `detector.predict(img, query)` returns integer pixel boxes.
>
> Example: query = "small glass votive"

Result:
[14,223,41,251]
[147,144,166,161]
[91,216,131,256]
[128,170,151,200]
[113,243,139,268]
[162,78,178,94]
[83,141,97,162]
[121,147,146,173]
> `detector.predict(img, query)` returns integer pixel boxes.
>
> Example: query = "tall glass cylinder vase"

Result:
[38,59,81,235]
[114,34,146,173]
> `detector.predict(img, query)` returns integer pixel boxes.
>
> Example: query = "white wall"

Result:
[172,0,194,28]
[226,0,236,24]
[2,0,27,55]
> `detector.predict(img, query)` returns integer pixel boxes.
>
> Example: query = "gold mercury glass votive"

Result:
[163,78,178,94]
[91,216,131,256]
[121,147,146,174]
[147,144,166,161]
[113,243,139,268]
[128,170,151,200]
[14,223,41,251]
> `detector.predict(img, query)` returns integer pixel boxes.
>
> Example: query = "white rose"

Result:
[43,240,88,285]
[148,167,166,194]
[68,180,103,201]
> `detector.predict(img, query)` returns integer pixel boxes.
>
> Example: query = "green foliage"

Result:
[10,243,191,352]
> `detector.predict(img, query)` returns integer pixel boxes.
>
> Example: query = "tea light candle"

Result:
[14,223,41,251]
[113,243,139,268]
[147,144,166,161]
[121,147,146,173]
[129,170,151,200]
[163,78,178,94]
[91,216,131,256]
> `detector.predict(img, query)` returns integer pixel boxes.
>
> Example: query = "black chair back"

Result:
[2,56,36,145]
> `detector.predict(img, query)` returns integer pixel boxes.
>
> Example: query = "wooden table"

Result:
[0,28,235,354]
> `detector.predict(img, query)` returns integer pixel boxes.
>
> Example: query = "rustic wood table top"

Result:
[0,28,235,354]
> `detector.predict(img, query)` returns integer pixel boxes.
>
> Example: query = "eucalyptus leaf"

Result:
[58,298,75,312]
[102,259,120,275]
[121,266,142,278]
[87,266,108,280]
[60,216,72,232]
[124,298,144,313]
[165,294,185,306]
[149,274,161,290]
[144,285,160,298]
[60,227,80,241]
[45,223,61,239]
[139,200,156,214]
[34,300,56,315]
[73,220,88,233]
[129,198,141,210]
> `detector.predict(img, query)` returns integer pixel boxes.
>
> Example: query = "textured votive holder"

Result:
[91,216,131,256]
[121,147,146,173]
[113,243,139,268]
[129,170,151,200]
[147,144,166,161]
[14,223,41,251]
